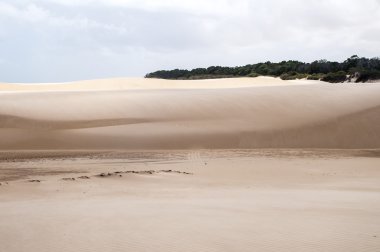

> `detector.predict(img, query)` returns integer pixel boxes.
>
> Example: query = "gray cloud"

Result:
[0,0,379,82]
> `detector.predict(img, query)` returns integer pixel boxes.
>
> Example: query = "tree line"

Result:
[145,55,380,83]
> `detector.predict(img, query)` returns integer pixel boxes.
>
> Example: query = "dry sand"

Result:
[0,77,380,149]
[1,77,380,251]
[0,150,380,252]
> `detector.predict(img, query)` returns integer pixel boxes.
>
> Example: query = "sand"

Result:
[0,76,317,91]
[1,150,380,252]
[1,77,380,149]
[1,77,380,251]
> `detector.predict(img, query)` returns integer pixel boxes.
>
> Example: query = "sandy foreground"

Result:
[1,77,380,251]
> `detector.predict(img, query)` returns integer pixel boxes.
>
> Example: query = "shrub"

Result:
[247,72,259,77]
[321,71,347,83]
[307,73,325,80]
[145,56,380,82]
[355,70,380,82]
[280,72,307,80]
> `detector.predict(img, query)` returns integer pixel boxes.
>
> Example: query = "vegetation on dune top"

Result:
[145,55,380,83]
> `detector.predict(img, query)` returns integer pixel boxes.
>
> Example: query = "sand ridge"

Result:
[0,76,317,92]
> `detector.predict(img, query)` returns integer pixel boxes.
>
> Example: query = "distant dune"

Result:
[0,77,379,149]
[0,76,314,91]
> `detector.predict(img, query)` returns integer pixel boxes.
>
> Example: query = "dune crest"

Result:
[0,76,314,92]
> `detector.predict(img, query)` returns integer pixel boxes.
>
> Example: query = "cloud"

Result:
[0,0,379,82]
[0,2,48,22]
[40,0,251,17]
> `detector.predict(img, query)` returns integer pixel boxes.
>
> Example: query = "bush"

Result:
[321,71,347,83]
[307,73,325,80]
[145,56,380,82]
[247,72,259,77]
[186,74,235,80]
[280,72,307,80]
[355,70,380,82]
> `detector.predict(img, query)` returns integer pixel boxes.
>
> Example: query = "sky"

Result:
[0,0,380,82]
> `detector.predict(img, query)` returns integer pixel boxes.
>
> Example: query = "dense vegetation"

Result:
[145,56,380,83]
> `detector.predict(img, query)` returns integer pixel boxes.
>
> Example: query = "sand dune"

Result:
[0,76,315,92]
[0,77,380,149]
[1,77,380,252]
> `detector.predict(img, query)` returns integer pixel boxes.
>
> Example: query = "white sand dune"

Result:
[0,76,315,91]
[0,77,380,149]
[1,77,380,252]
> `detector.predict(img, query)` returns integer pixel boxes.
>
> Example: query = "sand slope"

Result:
[0,77,380,149]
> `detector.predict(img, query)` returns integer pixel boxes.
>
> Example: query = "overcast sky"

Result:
[1,0,380,82]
